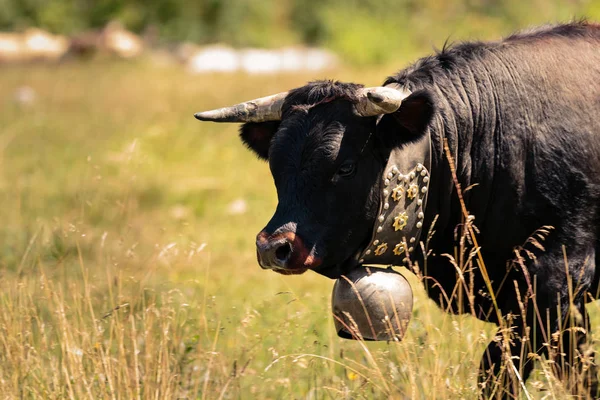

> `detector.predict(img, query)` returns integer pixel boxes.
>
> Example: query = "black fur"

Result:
[380,22,600,396]
[244,22,600,397]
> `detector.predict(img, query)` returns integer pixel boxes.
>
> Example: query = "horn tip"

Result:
[194,112,211,121]
[366,92,385,104]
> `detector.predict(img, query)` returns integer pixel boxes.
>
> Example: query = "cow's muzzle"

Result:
[256,230,321,274]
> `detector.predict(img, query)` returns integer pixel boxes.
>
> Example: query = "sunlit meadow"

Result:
[0,59,599,399]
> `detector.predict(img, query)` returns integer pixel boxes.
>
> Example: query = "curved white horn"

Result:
[354,86,411,117]
[194,91,288,123]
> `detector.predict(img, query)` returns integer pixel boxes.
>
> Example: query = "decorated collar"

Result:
[357,130,432,266]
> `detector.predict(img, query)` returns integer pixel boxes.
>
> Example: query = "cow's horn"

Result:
[194,91,288,123]
[355,86,410,117]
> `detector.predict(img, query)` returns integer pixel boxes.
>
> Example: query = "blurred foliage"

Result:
[1,0,600,64]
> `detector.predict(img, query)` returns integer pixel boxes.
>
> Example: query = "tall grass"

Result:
[0,60,599,398]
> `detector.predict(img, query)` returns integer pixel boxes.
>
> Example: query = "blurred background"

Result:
[1,1,600,398]
[1,0,600,66]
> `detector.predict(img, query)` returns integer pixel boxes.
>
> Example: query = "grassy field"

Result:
[0,59,598,399]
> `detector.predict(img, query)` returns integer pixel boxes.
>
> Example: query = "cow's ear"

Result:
[376,89,435,148]
[239,121,281,160]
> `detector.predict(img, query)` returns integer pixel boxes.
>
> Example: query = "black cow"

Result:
[195,22,600,398]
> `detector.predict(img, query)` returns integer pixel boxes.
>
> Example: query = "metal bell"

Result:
[331,266,413,341]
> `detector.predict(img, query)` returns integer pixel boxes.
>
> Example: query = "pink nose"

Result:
[255,231,322,274]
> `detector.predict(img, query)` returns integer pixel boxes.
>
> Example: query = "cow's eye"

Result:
[337,161,356,177]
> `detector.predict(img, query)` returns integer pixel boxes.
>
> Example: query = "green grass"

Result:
[0,60,598,399]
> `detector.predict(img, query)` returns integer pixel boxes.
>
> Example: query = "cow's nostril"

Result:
[275,242,292,263]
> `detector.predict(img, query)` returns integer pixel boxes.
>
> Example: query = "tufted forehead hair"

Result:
[281,80,364,116]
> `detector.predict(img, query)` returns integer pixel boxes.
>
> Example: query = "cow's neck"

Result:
[404,66,503,317]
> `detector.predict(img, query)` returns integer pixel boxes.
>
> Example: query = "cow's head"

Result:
[195,81,435,278]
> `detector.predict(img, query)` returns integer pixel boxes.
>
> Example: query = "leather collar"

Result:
[357,130,432,266]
